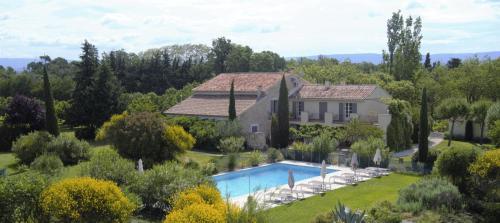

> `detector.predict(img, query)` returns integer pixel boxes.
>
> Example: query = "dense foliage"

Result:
[386,99,413,151]
[351,137,389,168]
[42,65,59,136]
[98,112,194,168]
[30,154,64,175]
[397,177,462,213]
[129,162,211,216]
[12,131,54,164]
[433,145,479,191]
[0,172,49,222]
[80,148,138,186]
[40,177,136,222]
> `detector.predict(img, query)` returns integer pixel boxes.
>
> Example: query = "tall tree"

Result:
[68,40,99,133]
[228,79,236,120]
[92,61,121,127]
[418,88,428,162]
[437,98,469,146]
[212,37,232,74]
[42,65,59,136]
[471,100,493,144]
[226,44,253,72]
[385,11,422,80]
[386,10,403,75]
[277,75,289,148]
[386,99,413,151]
[424,52,432,71]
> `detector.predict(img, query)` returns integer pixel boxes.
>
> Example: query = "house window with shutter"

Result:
[270,100,278,113]
[345,103,356,118]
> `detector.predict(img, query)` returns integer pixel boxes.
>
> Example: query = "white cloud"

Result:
[0,0,498,58]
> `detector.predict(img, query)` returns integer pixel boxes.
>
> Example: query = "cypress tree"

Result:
[418,88,428,162]
[424,53,432,71]
[42,65,59,136]
[277,75,289,148]
[228,79,236,120]
[270,115,279,148]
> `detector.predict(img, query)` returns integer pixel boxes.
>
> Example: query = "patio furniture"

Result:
[308,180,326,193]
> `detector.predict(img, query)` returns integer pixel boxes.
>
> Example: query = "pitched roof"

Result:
[297,84,377,100]
[164,95,257,117]
[193,72,286,93]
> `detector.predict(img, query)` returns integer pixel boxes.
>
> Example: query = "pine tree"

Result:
[92,62,121,127]
[277,75,289,148]
[228,79,236,120]
[424,53,432,71]
[42,65,59,136]
[68,40,99,134]
[418,88,428,162]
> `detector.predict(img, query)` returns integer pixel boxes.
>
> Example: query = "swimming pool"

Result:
[213,163,337,198]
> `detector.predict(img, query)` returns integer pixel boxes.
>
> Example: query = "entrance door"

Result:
[319,102,327,120]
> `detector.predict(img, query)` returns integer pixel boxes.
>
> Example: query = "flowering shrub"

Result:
[164,125,196,154]
[40,177,136,223]
[469,149,499,178]
[165,184,226,223]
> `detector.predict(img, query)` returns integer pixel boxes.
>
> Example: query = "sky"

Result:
[0,0,499,59]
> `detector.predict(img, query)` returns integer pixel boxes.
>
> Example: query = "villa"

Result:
[164,72,392,148]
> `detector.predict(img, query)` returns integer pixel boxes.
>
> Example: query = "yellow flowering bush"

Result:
[165,203,226,223]
[165,184,226,223]
[40,177,136,223]
[164,124,196,153]
[95,112,128,141]
[469,149,500,178]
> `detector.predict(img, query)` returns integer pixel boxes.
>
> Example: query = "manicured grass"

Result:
[266,173,421,223]
[0,152,21,175]
[433,140,481,151]
[182,150,221,165]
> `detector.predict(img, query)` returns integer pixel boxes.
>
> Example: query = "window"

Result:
[270,100,278,113]
[250,124,259,133]
[345,103,353,118]
[291,77,298,88]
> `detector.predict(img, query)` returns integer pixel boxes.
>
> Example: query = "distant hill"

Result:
[0,58,39,72]
[287,51,500,64]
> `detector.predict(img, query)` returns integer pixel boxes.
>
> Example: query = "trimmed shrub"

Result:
[40,177,136,223]
[165,202,226,223]
[30,154,63,175]
[168,116,221,151]
[129,162,211,215]
[397,177,462,213]
[366,201,401,223]
[12,131,54,165]
[267,147,284,163]
[46,135,90,165]
[80,148,138,186]
[412,148,441,172]
[469,149,500,178]
[433,145,479,191]
[248,150,263,166]
[218,136,245,154]
[98,112,194,168]
[0,172,49,223]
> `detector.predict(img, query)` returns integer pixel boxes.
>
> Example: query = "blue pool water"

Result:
[213,163,337,198]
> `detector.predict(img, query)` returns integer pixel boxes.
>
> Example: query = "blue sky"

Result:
[0,0,499,59]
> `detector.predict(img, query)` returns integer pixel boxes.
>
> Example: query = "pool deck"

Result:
[225,160,387,208]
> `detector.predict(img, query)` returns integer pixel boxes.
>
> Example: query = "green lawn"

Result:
[183,150,221,165]
[0,152,20,175]
[266,173,421,223]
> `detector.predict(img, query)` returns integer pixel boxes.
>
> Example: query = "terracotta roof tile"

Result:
[297,84,377,100]
[164,95,257,117]
[193,72,286,93]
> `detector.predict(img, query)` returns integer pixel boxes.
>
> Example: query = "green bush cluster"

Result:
[30,154,64,175]
[0,171,49,222]
[12,131,90,166]
[266,147,284,163]
[80,148,138,186]
[167,116,221,151]
[397,177,462,213]
[350,137,389,168]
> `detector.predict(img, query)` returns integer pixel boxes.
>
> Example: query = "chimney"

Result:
[256,85,264,100]
[324,81,331,90]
